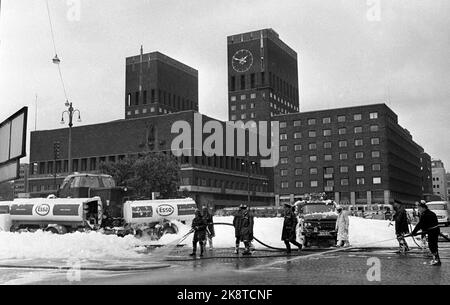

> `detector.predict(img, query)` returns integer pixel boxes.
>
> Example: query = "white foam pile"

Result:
[0,216,417,260]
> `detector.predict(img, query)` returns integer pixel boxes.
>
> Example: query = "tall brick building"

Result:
[125,50,198,119]
[227,29,299,122]
[274,104,428,206]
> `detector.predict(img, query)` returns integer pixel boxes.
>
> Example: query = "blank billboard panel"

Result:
[0,107,28,166]
[0,159,19,184]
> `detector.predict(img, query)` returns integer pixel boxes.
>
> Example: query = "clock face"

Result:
[231,49,254,73]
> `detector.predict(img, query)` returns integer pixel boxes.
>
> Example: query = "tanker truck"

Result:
[5,195,197,239]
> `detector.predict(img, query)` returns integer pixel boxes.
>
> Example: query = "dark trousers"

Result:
[428,232,439,255]
[192,240,204,254]
[284,239,303,252]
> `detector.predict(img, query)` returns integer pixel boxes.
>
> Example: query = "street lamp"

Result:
[60,101,81,174]
[242,155,256,207]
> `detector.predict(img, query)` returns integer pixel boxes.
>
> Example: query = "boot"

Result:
[431,254,441,266]
[234,244,239,254]
[242,242,252,255]
[189,242,197,257]
[200,243,205,257]
[285,241,292,254]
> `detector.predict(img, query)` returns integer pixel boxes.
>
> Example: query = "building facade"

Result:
[125,50,198,119]
[274,104,427,206]
[431,159,448,200]
[227,29,299,122]
[28,111,274,209]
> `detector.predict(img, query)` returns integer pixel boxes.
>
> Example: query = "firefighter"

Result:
[233,204,254,255]
[335,205,350,247]
[411,201,441,266]
[202,206,215,251]
[393,200,410,254]
[282,203,303,253]
[189,209,207,258]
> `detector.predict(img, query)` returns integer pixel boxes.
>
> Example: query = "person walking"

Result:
[393,200,410,254]
[335,205,350,247]
[411,201,441,266]
[202,206,215,251]
[189,209,207,258]
[281,203,303,253]
[233,204,254,255]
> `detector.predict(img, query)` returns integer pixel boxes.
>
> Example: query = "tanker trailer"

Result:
[123,198,197,240]
[9,197,103,234]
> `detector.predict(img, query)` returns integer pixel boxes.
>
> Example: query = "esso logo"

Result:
[35,204,51,216]
[157,204,174,217]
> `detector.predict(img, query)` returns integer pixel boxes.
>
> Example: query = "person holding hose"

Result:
[189,209,207,258]
[281,203,303,253]
[335,205,350,247]
[393,200,410,254]
[233,204,254,255]
[202,206,215,251]
[411,201,441,266]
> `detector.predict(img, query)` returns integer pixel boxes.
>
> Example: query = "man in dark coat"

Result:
[190,210,207,257]
[202,206,215,251]
[282,203,303,253]
[233,204,254,255]
[393,200,410,254]
[411,201,441,266]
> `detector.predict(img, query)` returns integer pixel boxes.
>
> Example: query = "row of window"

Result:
[229,72,298,103]
[230,92,299,112]
[279,112,379,128]
[126,90,195,110]
[183,177,269,192]
[280,138,380,152]
[279,125,379,139]
[279,151,381,164]
[230,113,256,120]
[126,106,173,116]
[280,164,381,176]
[280,177,383,189]
[231,103,256,111]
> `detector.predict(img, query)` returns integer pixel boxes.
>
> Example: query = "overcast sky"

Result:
[0,0,449,168]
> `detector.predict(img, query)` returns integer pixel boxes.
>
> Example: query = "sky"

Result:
[0,0,449,168]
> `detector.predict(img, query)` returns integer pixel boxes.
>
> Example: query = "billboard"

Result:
[0,107,28,183]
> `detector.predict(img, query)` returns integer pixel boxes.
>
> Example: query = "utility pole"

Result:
[61,102,81,174]
[53,141,61,190]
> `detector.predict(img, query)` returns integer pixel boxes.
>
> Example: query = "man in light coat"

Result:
[335,205,350,247]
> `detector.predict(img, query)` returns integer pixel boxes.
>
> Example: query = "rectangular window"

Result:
[241,104,246,110]
[308,119,316,125]
[323,129,332,136]
[308,131,316,138]
[250,93,256,99]
[281,182,289,189]
[309,155,317,162]
[324,142,332,149]
[338,115,346,122]
[240,75,245,90]
[135,92,139,105]
[338,128,346,135]
[372,164,381,171]
[295,156,302,163]
[240,95,246,100]
[371,138,380,145]
[354,126,363,133]
[294,120,301,127]
[231,115,237,120]
[355,139,363,146]
[356,152,364,159]
[230,76,236,91]
[294,132,302,139]
[231,105,236,111]
[250,73,256,88]
[230,96,237,102]
[295,168,303,175]
[310,168,318,175]
[280,134,288,140]
[324,154,332,161]
[339,140,347,148]
[340,153,348,160]
[356,178,365,185]
[280,158,288,164]
[356,165,365,172]
[323,117,331,124]
[340,166,349,173]
[310,181,318,187]
[294,144,302,151]
[372,151,380,158]
[370,125,379,132]
[354,114,362,121]
[373,177,382,184]
[280,145,288,152]
[250,113,255,119]
[370,112,378,119]
[127,93,131,107]
[296,181,304,188]
[309,143,317,150]
[341,179,349,186]
[143,91,147,104]
[280,169,288,176]
[280,122,287,128]
[241,114,246,120]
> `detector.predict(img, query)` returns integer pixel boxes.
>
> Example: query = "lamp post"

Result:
[60,101,81,174]
[242,155,256,207]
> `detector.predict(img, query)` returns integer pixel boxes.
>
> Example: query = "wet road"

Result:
[2,226,450,285]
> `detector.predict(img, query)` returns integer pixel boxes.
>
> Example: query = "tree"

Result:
[99,152,181,199]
